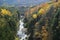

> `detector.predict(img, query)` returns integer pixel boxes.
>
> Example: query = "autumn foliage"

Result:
[24,1,60,40]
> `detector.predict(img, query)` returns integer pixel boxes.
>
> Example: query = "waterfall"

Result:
[17,16,30,40]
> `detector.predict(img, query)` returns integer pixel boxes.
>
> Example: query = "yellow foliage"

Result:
[34,32,41,37]
[38,3,51,15]
[15,37,19,40]
[32,14,37,19]
[53,1,60,8]
[41,26,48,40]
[1,9,12,16]
[38,8,45,15]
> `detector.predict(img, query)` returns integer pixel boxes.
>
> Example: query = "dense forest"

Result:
[0,0,60,40]
[24,0,60,40]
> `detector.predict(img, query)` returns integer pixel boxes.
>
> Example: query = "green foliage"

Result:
[0,7,19,40]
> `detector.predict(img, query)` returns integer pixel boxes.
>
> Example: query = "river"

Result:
[17,16,30,40]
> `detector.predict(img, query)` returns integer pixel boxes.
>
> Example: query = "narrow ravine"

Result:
[17,16,30,40]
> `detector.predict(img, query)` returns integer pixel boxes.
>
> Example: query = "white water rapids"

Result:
[17,16,30,40]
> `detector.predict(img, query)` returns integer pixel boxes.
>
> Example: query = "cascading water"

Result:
[17,16,30,40]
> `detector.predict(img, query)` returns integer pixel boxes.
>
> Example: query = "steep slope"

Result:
[25,2,51,18]
[24,1,60,40]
